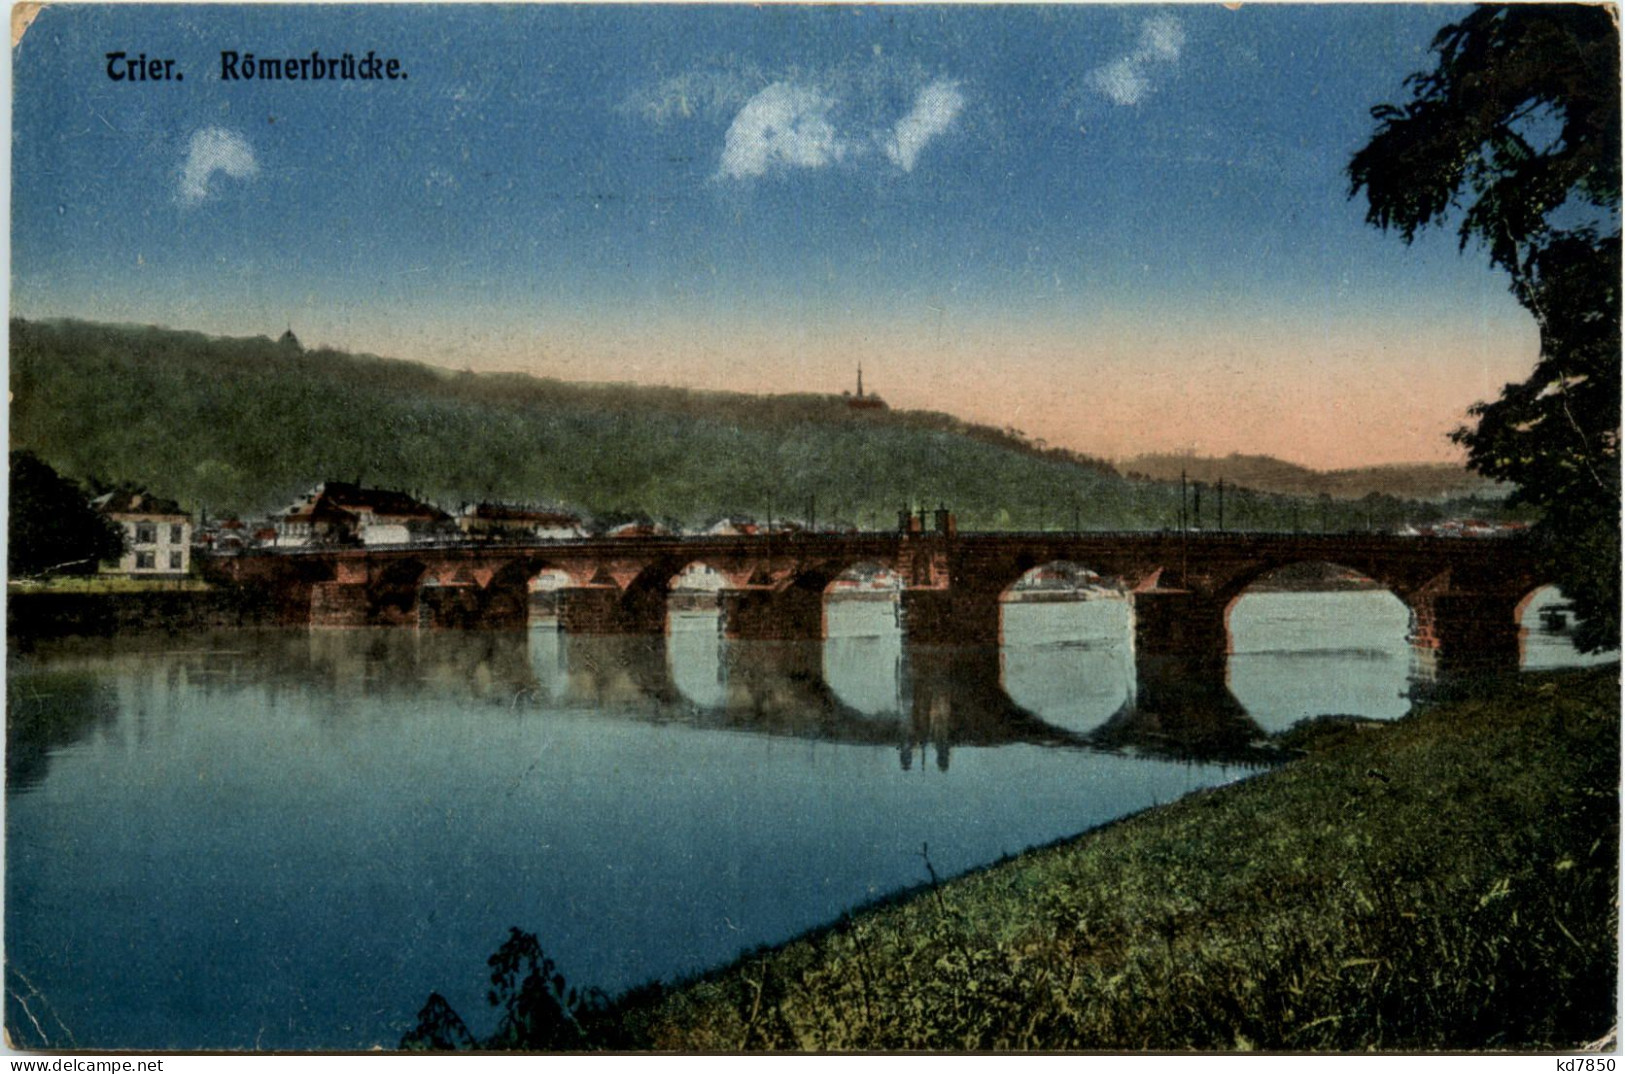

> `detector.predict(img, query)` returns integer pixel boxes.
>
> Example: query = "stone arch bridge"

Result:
[209,531,1546,676]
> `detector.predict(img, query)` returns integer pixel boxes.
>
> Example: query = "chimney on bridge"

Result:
[934,505,957,537]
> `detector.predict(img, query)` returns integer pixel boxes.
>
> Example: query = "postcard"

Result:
[6,2,1618,1056]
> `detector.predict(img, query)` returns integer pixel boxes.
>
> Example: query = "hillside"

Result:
[10,319,1513,532]
[1124,452,1503,501]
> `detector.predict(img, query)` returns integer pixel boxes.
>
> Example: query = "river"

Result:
[4,589,1606,1049]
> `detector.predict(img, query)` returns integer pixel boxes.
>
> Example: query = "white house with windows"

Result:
[91,491,193,576]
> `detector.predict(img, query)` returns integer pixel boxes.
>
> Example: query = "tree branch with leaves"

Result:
[1350,4,1621,652]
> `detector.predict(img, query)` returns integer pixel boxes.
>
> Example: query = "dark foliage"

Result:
[1350,5,1621,650]
[8,450,125,578]
[402,927,609,1052]
[398,993,475,1051]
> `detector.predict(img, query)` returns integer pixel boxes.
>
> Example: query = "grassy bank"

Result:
[603,667,1617,1051]
[8,576,210,594]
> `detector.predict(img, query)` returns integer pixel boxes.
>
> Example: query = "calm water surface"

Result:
[6,591,1605,1049]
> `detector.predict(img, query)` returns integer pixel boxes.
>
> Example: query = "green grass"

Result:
[7,575,211,594]
[602,667,1618,1051]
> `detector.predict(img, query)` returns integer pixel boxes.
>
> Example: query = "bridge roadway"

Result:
[209,530,1545,676]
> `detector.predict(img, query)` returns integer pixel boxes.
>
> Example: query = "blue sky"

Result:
[10,4,1538,466]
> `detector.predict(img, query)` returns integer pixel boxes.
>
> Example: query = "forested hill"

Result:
[9,318,1137,528]
[9,319,1509,532]
[1124,453,1500,501]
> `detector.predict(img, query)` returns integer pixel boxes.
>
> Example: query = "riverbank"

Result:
[610,665,1618,1051]
[7,583,276,643]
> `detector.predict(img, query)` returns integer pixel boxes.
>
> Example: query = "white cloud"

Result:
[1140,14,1185,62]
[1089,58,1152,108]
[179,127,258,205]
[718,83,847,180]
[1087,15,1186,108]
[884,79,964,172]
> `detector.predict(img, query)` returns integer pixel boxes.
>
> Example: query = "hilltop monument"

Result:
[844,362,887,411]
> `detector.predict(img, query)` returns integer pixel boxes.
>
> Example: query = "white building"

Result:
[275,481,452,547]
[92,491,193,576]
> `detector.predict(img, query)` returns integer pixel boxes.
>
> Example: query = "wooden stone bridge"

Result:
[209,530,1546,676]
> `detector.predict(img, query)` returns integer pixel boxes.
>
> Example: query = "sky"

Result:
[10,4,1542,469]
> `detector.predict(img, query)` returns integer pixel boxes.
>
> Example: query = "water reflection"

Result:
[9,627,1251,1050]
[8,603,1610,1051]
[6,600,1428,792]
[5,667,120,791]
[1227,591,1415,733]
[1000,600,1135,736]
[666,611,726,708]
[824,601,903,717]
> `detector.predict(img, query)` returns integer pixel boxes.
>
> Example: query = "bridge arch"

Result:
[1516,584,1616,670]
[996,560,1134,732]
[716,556,906,642]
[815,560,905,716]
[999,559,1132,643]
[475,557,589,629]
[1223,560,1413,650]
[619,557,757,634]
[371,557,435,626]
[1224,560,1415,731]
[823,560,903,639]
[987,552,1133,603]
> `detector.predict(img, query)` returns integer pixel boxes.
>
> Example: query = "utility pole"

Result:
[1180,469,1187,533]
[1217,478,1225,532]
[1180,472,1190,580]
[1194,483,1202,531]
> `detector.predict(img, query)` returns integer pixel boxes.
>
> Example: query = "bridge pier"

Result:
[1130,589,1230,667]
[309,582,371,627]
[1118,653,1256,756]
[415,584,531,630]
[898,589,1001,644]
[718,587,824,640]
[473,582,532,629]
[557,586,664,634]
[1410,592,1524,676]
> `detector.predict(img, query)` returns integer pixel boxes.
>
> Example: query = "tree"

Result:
[1349,5,1621,652]
[8,451,126,579]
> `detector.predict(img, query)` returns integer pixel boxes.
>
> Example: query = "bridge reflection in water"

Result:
[32,575,1575,798]
[12,614,1277,774]
[475,607,1291,768]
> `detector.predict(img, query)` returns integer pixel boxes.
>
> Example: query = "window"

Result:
[134,523,157,545]
[170,524,184,544]
[169,551,183,570]
[135,551,156,570]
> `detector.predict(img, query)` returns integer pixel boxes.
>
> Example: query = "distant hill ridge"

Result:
[9,318,1127,526]
[1123,452,1501,502]
[9,318,1510,532]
